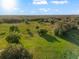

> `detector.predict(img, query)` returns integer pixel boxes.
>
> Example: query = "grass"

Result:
[0,22,79,59]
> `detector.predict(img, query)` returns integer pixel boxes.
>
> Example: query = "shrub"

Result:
[6,34,20,44]
[0,32,6,35]
[25,20,30,24]
[23,19,30,24]
[0,44,32,59]
[51,21,55,24]
[38,18,44,23]
[36,26,40,29]
[38,29,48,35]
[26,29,33,37]
[9,25,20,32]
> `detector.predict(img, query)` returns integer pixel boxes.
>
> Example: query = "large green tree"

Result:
[0,44,32,59]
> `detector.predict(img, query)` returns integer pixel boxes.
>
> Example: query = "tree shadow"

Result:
[60,31,79,46]
[39,34,59,42]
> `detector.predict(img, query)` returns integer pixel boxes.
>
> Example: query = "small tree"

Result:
[23,19,30,24]
[51,21,55,24]
[26,29,33,37]
[38,29,48,35]
[6,34,20,44]
[9,25,20,32]
[36,26,40,29]
[0,44,32,59]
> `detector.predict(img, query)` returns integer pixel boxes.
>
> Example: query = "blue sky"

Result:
[0,0,79,15]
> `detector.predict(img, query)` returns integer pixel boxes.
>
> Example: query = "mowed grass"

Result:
[0,22,79,59]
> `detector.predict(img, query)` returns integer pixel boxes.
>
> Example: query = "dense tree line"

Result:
[53,17,79,36]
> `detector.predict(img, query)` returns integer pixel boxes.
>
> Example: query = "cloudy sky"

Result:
[0,0,78,15]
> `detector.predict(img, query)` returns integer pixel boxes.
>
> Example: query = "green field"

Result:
[0,21,79,59]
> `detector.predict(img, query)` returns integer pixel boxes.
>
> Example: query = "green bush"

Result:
[26,29,33,37]
[9,25,20,32]
[25,20,30,24]
[6,34,20,44]
[50,21,54,24]
[0,44,32,59]
[23,19,30,24]
[38,29,48,35]
[0,32,6,35]
[36,26,40,29]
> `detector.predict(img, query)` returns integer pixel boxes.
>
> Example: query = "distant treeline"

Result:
[0,19,24,23]
[0,16,79,23]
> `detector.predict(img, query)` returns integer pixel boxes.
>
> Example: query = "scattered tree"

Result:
[26,29,33,37]
[36,26,40,29]
[0,44,32,59]
[9,25,20,32]
[6,34,20,44]
[38,29,48,35]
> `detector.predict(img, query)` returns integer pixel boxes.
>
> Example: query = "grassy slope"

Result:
[0,22,79,59]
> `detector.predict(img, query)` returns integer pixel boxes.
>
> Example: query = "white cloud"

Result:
[33,0,48,5]
[51,0,68,5]
[38,8,59,12]
[39,8,50,12]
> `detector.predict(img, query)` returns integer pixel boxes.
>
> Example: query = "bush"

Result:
[26,29,33,37]
[0,32,6,35]
[0,44,32,59]
[36,26,40,29]
[9,25,20,32]
[51,21,55,24]
[6,34,20,44]
[25,20,30,24]
[38,29,48,35]
[23,19,30,24]
[38,18,44,23]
